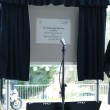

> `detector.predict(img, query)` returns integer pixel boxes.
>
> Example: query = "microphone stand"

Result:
[61,44,66,110]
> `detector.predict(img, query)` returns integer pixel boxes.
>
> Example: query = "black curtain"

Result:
[77,6,107,81]
[0,3,30,81]
[104,40,110,77]
[104,41,110,104]
[0,0,108,81]
[0,0,110,6]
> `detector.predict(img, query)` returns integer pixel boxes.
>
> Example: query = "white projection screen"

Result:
[29,5,79,65]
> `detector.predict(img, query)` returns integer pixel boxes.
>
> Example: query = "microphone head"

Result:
[60,38,66,46]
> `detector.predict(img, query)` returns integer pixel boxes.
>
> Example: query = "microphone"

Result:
[60,38,66,46]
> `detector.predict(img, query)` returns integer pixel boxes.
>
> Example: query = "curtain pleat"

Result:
[0,3,8,78]
[104,40,110,77]
[77,6,107,81]
[0,0,110,6]
[0,3,30,81]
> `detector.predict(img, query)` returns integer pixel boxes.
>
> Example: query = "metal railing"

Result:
[15,84,49,99]
[15,83,109,101]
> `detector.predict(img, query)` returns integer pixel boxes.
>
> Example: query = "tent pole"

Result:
[6,80,10,110]
[96,80,99,102]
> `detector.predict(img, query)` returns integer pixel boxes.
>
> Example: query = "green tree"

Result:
[16,66,57,85]
[29,66,57,84]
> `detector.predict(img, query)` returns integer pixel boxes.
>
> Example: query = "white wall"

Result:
[29,5,79,65]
